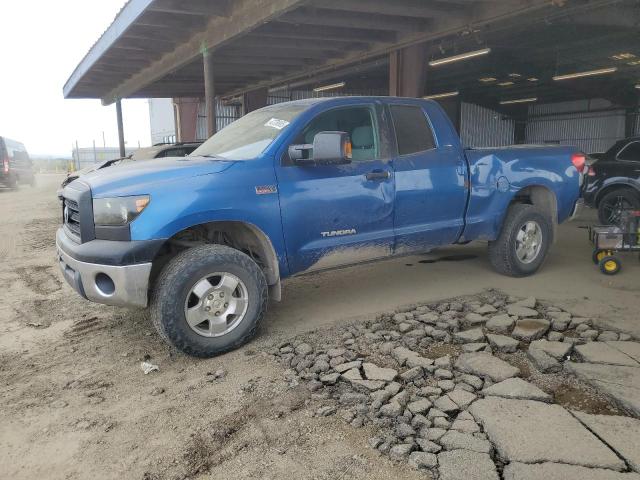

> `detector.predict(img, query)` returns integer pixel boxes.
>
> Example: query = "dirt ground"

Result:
[1,174,638,480]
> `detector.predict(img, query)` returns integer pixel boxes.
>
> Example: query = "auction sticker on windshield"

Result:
[264,118,290,130]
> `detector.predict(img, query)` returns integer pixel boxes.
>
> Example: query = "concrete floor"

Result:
[270,208,640,339]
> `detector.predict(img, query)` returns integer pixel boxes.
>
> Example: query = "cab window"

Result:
[295,106,379,162]
[390,105,436,156]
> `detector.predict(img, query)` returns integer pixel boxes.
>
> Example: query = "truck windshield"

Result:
[191,103,308,160]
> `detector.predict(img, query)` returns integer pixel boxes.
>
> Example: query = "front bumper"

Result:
[56,228,162,308]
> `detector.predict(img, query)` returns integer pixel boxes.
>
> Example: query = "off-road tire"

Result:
[150,244,268,358]
[597,188,640,225]
[488,204,553,277]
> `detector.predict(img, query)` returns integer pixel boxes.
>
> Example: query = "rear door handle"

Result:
[365,170,391,181]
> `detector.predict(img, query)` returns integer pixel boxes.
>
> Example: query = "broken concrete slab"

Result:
[455,352,520,382]
[454,328,485,344]
[566,362,640,416]
[503,462,640,480]
[439,430,492,453]
[447,389,477,409]
[606,342,640,364]
[572,411,640,473]
[469,397,625,470]
[362,362,398,381]
[485,314,515,334]
[481,377,552,402]
[437,450,498,480]
[512,296,537,308]
[511,319,550,341]
[529,339,572,360]
[527,346,562,373]
[575,343,640,367]
[507,305,539,318]
[486,333,519,353]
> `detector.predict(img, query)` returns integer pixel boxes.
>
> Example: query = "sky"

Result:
[0,0,152,157]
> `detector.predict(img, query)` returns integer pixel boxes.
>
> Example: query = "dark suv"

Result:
[584,137,640,224]
[0,136,35,188]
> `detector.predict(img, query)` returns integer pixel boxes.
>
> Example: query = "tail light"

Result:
[2,157,8,174]
[571,153,586,173]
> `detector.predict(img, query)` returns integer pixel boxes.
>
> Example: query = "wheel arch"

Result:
[149,220,281,300]
[594,182,640,207]
[505,184,558,239]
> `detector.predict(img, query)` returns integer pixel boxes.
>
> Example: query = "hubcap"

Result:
[184,272,248,337]
[515,220,543,264]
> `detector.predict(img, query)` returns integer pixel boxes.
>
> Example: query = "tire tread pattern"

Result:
[150,244,268,357]
[488,204,552,277]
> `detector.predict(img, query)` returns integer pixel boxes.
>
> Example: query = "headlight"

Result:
[93,195,150,226]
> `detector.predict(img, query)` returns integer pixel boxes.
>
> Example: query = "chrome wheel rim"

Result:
[515,221,543,264]
[184,272,249,337]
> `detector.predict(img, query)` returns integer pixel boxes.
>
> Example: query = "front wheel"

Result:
[488,204,553,277]
[150,244,268,358]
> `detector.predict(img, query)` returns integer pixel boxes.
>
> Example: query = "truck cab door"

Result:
[389,102,468,253]
[275,103,395,274]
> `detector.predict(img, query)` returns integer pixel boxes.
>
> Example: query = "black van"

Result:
[0,137,35,188]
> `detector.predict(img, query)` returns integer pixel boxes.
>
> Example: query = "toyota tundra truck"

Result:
[56,97,585,357]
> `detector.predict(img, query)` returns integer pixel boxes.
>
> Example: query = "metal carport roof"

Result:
[64,0,640,111]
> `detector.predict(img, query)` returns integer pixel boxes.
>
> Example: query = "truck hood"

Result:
[80,156,237,197]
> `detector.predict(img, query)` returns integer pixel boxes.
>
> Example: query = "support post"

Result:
[243,87,269,114]
[437,97,462,133]
[116,100,126,158]
[625,100,639,137]
[389,44,428,98]
[203,47,217,137]
[513,105,529,145]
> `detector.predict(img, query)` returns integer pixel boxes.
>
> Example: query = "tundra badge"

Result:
[321,229,357,238]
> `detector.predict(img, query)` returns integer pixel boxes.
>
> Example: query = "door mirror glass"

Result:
[290,131,352,166]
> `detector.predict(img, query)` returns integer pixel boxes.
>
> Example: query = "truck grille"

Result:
[64,198,81,237]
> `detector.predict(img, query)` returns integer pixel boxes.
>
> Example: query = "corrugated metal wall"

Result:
[195,99,242,140]
[192,94,635,153]
[460,102,515,148]
[525,99,626,153]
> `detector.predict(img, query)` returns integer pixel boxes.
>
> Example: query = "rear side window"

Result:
[390,105,436,156]
[617,141,640,162]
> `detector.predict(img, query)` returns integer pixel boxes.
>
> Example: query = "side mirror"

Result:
[289,131,352,166]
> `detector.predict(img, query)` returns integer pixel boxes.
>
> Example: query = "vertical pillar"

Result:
[625,99,639,137]
[437,97,462,133]
[243,87,269,114]
[511,105,528,145]
[115,99,126,157]
[389,43,428,98]
[203,47,216,137]
[173,98,200,142]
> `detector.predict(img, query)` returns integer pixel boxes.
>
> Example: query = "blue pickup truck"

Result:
[57,97,584,357]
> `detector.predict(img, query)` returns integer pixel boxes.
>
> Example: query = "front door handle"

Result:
[365,170,391,181]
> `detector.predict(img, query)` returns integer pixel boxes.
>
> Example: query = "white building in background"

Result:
[148,98,176,144]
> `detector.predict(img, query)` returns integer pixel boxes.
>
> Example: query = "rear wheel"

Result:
[598,188,640,225]
[592,249,610,265]
[488,204,553,277]
[599,256,621,275]
[150,244,268,358]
